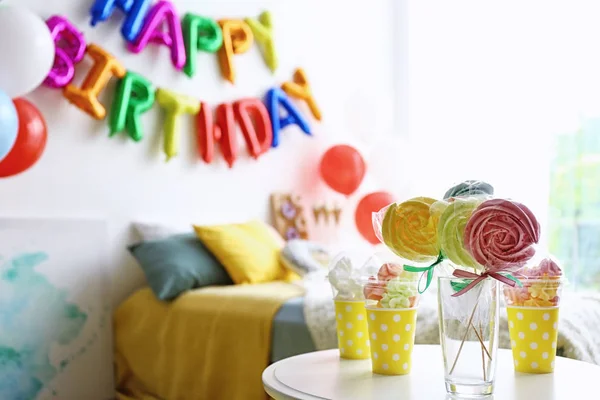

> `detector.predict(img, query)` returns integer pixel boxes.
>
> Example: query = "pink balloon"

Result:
[127,1,186,70]
[44,16,86,88]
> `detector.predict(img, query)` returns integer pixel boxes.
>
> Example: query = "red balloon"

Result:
[355,191,395,244]
[319,145,366,195]
[0,98,47,178]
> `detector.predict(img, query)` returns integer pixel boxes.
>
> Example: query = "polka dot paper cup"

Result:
[334,300,370,359]
[365,307,418,375]
[506,306,559,374]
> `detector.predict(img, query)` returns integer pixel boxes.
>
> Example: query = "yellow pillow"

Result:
[193,220,299,284]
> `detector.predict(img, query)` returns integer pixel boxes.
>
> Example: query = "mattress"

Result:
[271,296,316,362]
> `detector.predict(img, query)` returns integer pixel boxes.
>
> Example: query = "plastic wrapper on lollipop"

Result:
[370,179,564,298]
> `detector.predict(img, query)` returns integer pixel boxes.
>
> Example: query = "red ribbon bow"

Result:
[451,269,518,297]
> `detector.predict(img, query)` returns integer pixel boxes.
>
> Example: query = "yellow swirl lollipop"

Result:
[382,197,440,263]
[438,197,483,269]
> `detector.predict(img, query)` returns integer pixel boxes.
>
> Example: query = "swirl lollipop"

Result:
[464,199,540,269]
[438,197,484,270]
[444,180,494,200]
[381,197,440,263]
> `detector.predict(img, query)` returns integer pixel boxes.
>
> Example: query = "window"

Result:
[405,1,600,289]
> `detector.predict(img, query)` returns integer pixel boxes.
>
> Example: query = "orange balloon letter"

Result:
[281,68,322,121]
[217,20,253,84]
[63,44,126,120]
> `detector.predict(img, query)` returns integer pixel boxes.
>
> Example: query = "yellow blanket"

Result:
[114,282,304,400]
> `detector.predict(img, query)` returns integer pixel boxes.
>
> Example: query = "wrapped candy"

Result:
[327,253,364,301]
[504,256,564,307]
[371,180,543,296]
[362,260,420,309]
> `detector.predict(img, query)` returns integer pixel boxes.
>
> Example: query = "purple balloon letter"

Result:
[44,16,87,88]
[127,1,186,70]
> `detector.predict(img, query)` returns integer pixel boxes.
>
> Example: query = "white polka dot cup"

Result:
[365,307,417,375]
[334,300,370,359]
[506,306,560,374]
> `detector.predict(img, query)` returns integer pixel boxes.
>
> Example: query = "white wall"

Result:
[0,0,402,307]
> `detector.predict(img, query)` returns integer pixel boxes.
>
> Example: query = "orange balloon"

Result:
[217,20,253,84]
[63,44,126,120]
[0,98,47,178]
[355,192,395,244]
[319,145,366,196]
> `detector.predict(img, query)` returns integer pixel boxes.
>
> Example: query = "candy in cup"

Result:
[328,253,370,360]
[363,259,420,375]
[504,256,564,374]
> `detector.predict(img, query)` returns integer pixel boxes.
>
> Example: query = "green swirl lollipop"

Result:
[438,197,484,270]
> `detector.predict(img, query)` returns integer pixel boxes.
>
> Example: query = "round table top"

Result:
[262,345,600,400]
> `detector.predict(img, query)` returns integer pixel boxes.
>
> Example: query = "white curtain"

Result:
[406,1,600,288]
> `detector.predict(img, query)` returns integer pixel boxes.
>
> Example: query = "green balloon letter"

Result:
[182,13,223,78]
[109,71,155,142]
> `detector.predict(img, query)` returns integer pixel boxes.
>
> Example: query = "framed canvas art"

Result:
[0,218,113,400]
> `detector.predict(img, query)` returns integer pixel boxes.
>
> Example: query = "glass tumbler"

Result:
[438,277,500,397]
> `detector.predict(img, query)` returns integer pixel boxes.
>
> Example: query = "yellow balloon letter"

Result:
[155,89,200,161]
[245,11,277,72]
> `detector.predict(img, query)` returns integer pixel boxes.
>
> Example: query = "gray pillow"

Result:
[280,239,331,276]
[128,233,232,301]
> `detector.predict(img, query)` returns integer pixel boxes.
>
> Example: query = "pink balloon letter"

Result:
[127,1,186,70]
[44,16,87,88]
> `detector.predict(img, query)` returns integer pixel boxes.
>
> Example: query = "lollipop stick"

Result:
[471,321,491,360]
[449,286,482,375]
[479,323,487,381]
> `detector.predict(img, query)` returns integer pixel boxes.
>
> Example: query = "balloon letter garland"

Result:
[282,68,322,121]
[64,45,126,120]
[90,0,151,42]
[182,13,223,78]
[109,72,155,142]
[44,16,87,88]
[265,87,311,148]
[156,89,200,161]
[217,20,254,83]
[245,11,277,72]
[26,10,326,169]
[233,98,273,158]
[128,1,186,70]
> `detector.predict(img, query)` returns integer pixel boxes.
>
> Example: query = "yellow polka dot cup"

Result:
[334,300,370,359]
[506,306,559,374]
[365,307,418,375]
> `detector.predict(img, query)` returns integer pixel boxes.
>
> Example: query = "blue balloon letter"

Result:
[265,87,311,148]
[90,0,151,42]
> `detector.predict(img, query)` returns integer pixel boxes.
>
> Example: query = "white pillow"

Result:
[132,222,190,242]
[280,239,331,276]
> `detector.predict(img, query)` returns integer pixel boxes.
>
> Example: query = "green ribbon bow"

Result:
[403,251,445,294]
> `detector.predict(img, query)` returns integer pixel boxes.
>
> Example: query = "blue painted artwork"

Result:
[0,253,89,399]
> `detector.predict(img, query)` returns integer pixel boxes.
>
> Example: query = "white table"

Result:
[263,345,600,399]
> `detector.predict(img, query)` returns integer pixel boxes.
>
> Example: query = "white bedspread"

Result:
[302,271,600,364]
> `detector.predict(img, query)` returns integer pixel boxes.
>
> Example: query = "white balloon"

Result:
[0,6,55,98]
